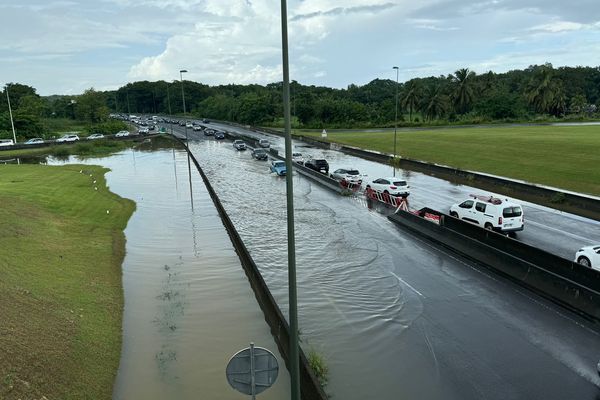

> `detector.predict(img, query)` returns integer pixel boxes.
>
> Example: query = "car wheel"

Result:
[384,190,389,194]
[577,256,591,268]
[508,231,517,238]
[484,223,494,231]
[450,211,458,218]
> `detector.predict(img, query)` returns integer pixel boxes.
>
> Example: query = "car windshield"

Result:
[393,181,407,186]
[274,161,285,167]
[292,153,302,157]
[255,149,265,154]
[347,170,359,175]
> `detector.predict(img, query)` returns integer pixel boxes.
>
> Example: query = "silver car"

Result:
[330,168,363,184]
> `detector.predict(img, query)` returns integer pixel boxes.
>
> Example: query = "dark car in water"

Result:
[215,131,225,140]
[251,148,268,160]
[305,157,329,174]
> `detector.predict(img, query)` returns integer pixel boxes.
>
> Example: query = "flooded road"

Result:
[51,143,290,399]
[178,129,600,400]
[209,122,600,260]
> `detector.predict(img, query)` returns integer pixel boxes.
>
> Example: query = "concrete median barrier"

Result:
[176,137,328,400]
[389,209,600,322]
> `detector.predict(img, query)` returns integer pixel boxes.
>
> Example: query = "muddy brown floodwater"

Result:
[50,143,290,399]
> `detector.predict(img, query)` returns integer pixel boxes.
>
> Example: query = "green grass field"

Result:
[0,164,135,400]
[299,125,600,196]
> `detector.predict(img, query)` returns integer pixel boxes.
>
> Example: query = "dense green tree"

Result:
[569,94,587,115]
[75,88,109,122]
[422,86,449,121]
[402,81,420,122]
[525,64,566,116]
[451,68,476,114]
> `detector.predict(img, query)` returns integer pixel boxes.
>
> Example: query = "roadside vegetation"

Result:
[300,125,600,196]
[307,349,330,390]
[0,164,135,400]
[2,63,599,141]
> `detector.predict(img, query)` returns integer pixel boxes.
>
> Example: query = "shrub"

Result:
[308,349,329,389]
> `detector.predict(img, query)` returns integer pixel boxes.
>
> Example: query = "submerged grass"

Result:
[300,125,600,196]
[0,164,135,400]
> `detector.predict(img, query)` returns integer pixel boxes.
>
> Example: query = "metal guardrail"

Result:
[389,209,600,322]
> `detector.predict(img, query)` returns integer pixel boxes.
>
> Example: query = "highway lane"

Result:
[168,123,600,400]
[196,121,600,261]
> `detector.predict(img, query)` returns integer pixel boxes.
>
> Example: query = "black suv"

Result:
[251,148,268,160]
[305,158,329,174]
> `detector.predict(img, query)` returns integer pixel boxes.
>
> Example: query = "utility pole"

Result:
[5,86,17,144]
[167,84,173,136]
[279,1,300,399]
[393,66,399,177]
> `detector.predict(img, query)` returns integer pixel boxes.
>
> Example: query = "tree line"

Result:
[2,63,600,139]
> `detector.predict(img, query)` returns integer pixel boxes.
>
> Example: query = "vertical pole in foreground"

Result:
[179,70,193,211]
[393,66,399,177]
[180,70,188,142]
[167,84,173,136]
[280,1,300,399]
[6,87,17,144]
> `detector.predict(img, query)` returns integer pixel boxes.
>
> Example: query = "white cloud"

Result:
[128,0,282,84]
[3,0,600,95]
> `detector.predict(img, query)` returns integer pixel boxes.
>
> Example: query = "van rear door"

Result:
[501,206,523,230]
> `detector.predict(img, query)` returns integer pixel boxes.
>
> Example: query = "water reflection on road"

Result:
[51,144,290,400]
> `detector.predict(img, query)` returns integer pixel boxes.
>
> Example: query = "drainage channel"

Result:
[49,144,291,400]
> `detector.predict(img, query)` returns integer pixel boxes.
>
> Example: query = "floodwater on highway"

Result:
[187,136,600,400]
[49,140,290,400]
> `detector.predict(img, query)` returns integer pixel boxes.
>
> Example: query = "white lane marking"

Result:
[390,271,425,297]
[526,219,598,244]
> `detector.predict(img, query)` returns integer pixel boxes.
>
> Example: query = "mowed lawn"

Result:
[0,164,135,400]
[300,125,600,196]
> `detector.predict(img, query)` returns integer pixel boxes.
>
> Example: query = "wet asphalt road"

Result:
[203,121,600,260]
[168,122,600,400]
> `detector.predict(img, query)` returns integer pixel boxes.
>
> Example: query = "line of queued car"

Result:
[0,130,136,147]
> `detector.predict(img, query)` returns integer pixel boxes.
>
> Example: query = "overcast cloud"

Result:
[1,0,599,95]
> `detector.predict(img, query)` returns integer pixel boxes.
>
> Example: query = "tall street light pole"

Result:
[179,69,193,210]
[5,86,17,145]
[167,84,173,136]
[393,66,399,177]
[180,69,188,142]
[279,1,300,400]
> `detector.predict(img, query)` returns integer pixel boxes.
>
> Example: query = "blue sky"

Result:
[1,0,599,95]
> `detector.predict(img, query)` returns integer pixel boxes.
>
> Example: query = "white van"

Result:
[0,139,14,147]
[449,194,524,235]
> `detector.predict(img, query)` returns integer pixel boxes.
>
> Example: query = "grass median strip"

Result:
[299,125,600,196]
[0,164,135,400]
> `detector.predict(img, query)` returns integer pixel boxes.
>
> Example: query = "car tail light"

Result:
[390,186,397,189]
[498,217,503,225]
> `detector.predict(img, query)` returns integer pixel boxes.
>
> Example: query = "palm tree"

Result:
[422,86,449,121]
[401,81,420,122]
[525,65,554,114]
[451,68,476,114]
